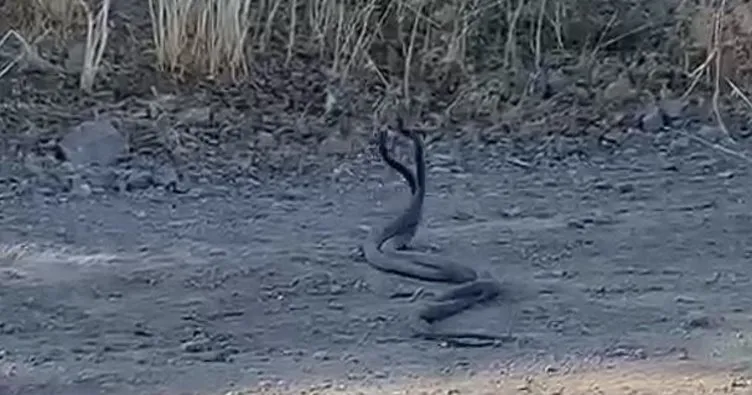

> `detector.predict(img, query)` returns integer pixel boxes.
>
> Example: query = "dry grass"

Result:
[1,0,109,92]
[2,0,752,124]
[148,0,253,80]
[673,0,752,142]
[0,30,33,79]
[6,0,680,81]
[24,0,83,36]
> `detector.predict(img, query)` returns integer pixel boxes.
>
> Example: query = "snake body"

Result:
[376,127,419,250]
[362,120,507,346]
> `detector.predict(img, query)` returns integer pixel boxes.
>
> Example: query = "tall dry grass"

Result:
[3,0,747,114]
[149,0,254,80]
[143,0,576,94]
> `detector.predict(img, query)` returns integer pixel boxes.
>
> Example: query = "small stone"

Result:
[181,338,212,353]
[195,350,232,363]
[572,86,591,103]
[697,125,725,143]
[592,179,612,190]
[71,179,92,198]
[605,347,632,357]
[153,164,178,188]
[126,170,154,191]
[319,136,351,155]
[616,182,635,193]
[312,350,330,360]
[603,75,635,102]
[675,295,698,304]
[329,284,345,295]
[717,170,735,179]
[547,70,569,95]
[683,313,719,329]
[660,99,685,119]
[668,136,691,155]
[280,188,307,201]
[601,129,627,145]
[640,106,665,133]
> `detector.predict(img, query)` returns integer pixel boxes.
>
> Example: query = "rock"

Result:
[682,313,719,329]
[571,86,591,104]
[547,70,569,96]
[125,170,153,191]
[153,164,178,188]
[70,176,92,198]
[668,135,691,155]
[255,131,277,150]
[603,75,636,102]
[181,338,212,353]
[81,166,121,191]
[660,99,685,120]
[640,106,665,133]
[57,120,127,167]
[319,136,351,155]
[600,129,628,145]
[697,125,725,143]
[64,42,86,74]
[616,182,635,194]
[312,350,330,361]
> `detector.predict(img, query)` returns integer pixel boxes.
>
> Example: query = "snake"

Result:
[361,118,510,347]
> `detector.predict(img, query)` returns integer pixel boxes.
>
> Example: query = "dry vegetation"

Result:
[2,0,752,129]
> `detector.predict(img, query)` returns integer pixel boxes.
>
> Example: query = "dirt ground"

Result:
[4,120,752,395]
[4,0,752,394]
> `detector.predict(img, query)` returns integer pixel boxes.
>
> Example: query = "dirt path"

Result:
[1,127,752,395]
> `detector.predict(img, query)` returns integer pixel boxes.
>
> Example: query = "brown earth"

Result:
[3,0,752,394]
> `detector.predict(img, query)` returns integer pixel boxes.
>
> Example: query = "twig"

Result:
[726,77,752,112]
[680,47,717,101]
[677,129,752,165]
[711,0,732,143]
[0,30,27,79]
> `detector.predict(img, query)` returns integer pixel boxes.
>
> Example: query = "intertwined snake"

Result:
[361,119,509,347]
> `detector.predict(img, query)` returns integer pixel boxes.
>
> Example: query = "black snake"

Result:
[361,119,509,347]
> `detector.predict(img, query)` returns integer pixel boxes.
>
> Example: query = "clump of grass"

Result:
[148,0,196,77]
[148,0,254,81]
[33,0,81,34]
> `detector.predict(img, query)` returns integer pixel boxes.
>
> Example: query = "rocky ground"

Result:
[3,109,752,395]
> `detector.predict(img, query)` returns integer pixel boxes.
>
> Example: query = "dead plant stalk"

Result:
[79,0,111,93]
[0,30,29,79]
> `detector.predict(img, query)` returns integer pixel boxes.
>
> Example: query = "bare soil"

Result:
[3,122,752,395]
[3,1,752,394]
